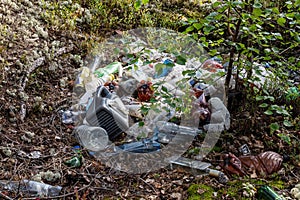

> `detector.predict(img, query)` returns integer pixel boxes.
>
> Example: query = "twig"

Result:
[0,191,13,200]
[19,46,74,91]
[90,187,114,191]
[138,177,157,194]
[0,134,20,145]
[17,46,74,121]
[279,46,291,55]
[291,171,300,179]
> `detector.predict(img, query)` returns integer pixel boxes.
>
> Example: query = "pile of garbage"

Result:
[59,28,293,186]
[59,28,231,180]
[62,29,228,147]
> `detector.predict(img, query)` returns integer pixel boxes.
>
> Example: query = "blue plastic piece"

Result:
[265,63,271,68]
[189,79,197,86]
[115,138,161,153]
[154,59,174,78]
[163,59,173,65]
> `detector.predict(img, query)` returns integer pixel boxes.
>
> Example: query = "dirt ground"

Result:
[0,0,299,199]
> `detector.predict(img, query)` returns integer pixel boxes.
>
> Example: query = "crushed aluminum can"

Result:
[239,144,251,156]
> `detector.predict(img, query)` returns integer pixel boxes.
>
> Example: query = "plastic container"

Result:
[0,179,62,197]
[85,86,129,141]
[75,125,109,151]
[155,121,203,136]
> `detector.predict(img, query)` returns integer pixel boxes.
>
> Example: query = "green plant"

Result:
[181,1,299,134]
[134,0,149,10]
[187,184,214,200]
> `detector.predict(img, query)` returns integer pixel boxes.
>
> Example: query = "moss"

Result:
[187,184,215,200]
[216,178,288,199]
[212,145,222,153]
[268,180,286,190]
[218,180,243,198]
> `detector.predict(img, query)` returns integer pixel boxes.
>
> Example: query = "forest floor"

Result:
[0,0,299,199]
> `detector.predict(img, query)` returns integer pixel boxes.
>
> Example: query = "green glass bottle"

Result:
[257,185,284,200]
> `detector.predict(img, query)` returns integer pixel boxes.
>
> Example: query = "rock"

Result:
[170,192,182,199]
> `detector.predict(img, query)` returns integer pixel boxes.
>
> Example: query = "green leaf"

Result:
[255,96,264,101]
[286,13,295,20]
[161,85,168,93]
[277,133,291,144]
[283,120,293,127]
[205,12,218,21]
[182,69,196,76]
[165,62,175,67]
[264,48,271,54]
[252,8,262,17]
[192,33,198,40]
[209,49,218,56]
[248,47,260,54]
[277,17,286,27]
[140,106,149,115]
[149,98,158,103]
[264,110,273,115]
[266,96,275,101]
[281,109,291,116]
[138,121,145,127]
[203,25,215,33]
[285,1,293,4]
[175,55,187,65]
[134,0,142,10]
[238,43,246,50]
[113,47,120,55]
[216,71,226,77]
[232,1,243,6]
[142,0,149,4]
[154,63,165,75]
[158,46,167,52]
[129,58,139,64]
[253,2,262,8]
[185,26,194,33]
[270,122,280,134]
[193,23,202,30]
[270,104,280,110]
[259,103,269,108]
[212,1,222,8]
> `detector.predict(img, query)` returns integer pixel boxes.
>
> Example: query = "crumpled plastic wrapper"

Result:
[203,97,230,131]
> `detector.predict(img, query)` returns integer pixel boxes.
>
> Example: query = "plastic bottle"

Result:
[155,121,203,136]
[115,138,161,153]
[76,66,115,105]
[75,125,109,151]
[94,62,123,78]
[60,110,86,124]
[0,179,62,197]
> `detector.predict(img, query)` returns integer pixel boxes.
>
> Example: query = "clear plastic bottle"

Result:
[75,125,109,151]
[0,179,62,197]
[155,121,203,136]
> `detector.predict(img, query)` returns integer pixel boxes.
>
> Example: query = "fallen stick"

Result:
[18,46,74,121]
